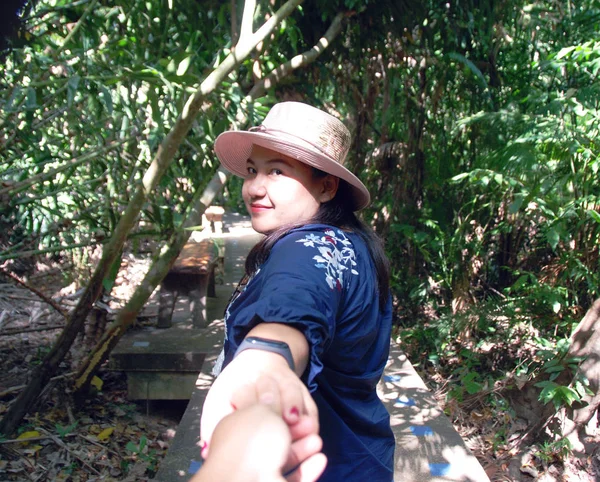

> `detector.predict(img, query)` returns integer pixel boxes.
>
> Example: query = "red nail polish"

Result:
[200,441,208,459]
[290,406,299,417]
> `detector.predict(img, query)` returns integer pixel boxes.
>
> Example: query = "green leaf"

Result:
[509,194,525,214]
[126,441,138,453]
[4,86,22,112]
[450,173,469,183]
[102,252,122,293]
[464,379,483,394]
[544,364,564,374]
[555,386,580,407]
[556,46,576,59]
[26,87,37,109]
[55,421,78,438]
[546,227,560,250]
[448,52,488,89]
[67,76,80,107]
[552,300,561,313]
[587,210,600,224]
[177,55,193,76]
[99,85,113,115]
[535,380,558,405]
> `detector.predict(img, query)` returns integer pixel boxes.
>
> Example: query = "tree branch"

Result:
[0,268,68,318]
[239,0,256,44]
[248,12,344,99]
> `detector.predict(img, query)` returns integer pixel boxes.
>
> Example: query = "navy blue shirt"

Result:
[220,224,394,481]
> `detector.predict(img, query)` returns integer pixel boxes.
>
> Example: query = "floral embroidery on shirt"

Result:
[296,229,358,291]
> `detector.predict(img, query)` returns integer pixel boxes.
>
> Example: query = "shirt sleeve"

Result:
[231,228,352,391]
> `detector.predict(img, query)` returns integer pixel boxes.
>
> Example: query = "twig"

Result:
[0,325,65,336]
[0,268,68,318]
[0,371,75,398]
[78,434,123,459]
[39,429,101,476]
[0,310,10,329]
[0,433,76,444]
[4,295,57,303]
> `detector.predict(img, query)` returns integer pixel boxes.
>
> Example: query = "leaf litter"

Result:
[0,255,183,481]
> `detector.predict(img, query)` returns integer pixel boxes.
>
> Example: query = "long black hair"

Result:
[245,170,390,309]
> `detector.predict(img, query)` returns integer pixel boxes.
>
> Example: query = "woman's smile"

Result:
[249,202,272,213]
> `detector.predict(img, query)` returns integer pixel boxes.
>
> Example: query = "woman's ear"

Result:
[319,175,339,203]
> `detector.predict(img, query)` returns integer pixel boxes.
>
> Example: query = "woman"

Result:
[201,102,394,481]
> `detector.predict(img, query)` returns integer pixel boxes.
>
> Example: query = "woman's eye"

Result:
[246,167,257,175]
[271,168,283,175]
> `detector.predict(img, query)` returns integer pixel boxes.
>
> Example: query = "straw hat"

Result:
[214,102,370,211]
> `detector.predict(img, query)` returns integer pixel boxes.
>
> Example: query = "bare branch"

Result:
[0,268,68,318]
[239,0,257,43]
[248,12,344,99]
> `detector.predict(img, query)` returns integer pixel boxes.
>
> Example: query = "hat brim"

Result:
[214,130,370,211]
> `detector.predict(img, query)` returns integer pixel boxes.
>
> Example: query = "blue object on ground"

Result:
[410,426,434,436]
[394,396,416,407]
[188,459,202,474]
[429,463,452,476]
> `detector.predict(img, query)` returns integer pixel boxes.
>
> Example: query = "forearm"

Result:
[245,322,309,377]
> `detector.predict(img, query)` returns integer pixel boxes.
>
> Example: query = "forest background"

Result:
[0,0,599,480]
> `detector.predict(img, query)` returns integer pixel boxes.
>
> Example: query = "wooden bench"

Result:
[153,336,491,482]
[157,239,220,329]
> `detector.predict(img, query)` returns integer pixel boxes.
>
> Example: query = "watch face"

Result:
[247,337,288,348]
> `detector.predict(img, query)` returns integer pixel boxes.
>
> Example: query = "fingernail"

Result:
[289,406,299,418]
[260,392,275,404]
[200,440,208,459]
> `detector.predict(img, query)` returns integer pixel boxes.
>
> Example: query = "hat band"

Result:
[249,125,341,165]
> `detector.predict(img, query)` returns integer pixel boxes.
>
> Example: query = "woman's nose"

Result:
[246,176,267,197]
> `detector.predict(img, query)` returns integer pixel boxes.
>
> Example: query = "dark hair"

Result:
[245,170,390,309]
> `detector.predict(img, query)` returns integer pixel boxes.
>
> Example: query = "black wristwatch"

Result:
[234,336,296,371]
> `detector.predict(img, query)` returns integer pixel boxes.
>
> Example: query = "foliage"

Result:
[1,0,231,275]
[2,0,600,473]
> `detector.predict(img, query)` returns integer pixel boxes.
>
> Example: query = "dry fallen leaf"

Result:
[17,430,40,442]
[97,426,115,441]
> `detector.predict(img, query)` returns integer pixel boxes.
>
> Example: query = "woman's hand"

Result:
[200,349,320,476]
[194,403,326,482]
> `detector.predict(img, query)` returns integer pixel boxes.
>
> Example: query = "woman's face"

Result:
[242,145,337,234]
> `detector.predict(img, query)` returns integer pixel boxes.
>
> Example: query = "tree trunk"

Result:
[72,168,229,398]
[506,299,600,451]
[0,0,304,436]
[562,298,600,451]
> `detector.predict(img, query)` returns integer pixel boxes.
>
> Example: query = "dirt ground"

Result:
[0,254,186,481]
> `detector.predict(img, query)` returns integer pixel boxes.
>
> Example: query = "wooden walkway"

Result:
[111,213,490,481]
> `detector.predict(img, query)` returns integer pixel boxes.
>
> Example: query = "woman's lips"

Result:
[250,204,271,213]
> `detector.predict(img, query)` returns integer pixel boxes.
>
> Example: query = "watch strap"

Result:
[234,336,296,371]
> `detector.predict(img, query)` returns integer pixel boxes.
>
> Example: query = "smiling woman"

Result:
[242,146,338,234]
[200,102,394,481]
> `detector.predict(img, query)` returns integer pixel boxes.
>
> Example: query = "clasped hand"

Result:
[198,350,325,481]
